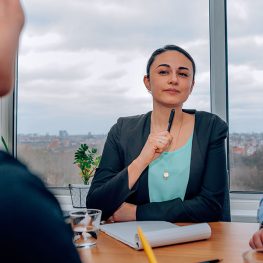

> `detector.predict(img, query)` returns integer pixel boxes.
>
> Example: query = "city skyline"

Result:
[17,130,263,137]
[17,130,263,191]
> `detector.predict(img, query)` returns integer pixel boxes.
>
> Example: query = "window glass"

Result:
[228,0,263,191]
[17,0,209,186]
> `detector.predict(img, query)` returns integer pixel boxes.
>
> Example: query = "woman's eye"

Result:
[178,72,189,77]
[159,70,169,75]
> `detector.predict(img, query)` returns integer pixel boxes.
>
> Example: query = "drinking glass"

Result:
[69,209,102,248]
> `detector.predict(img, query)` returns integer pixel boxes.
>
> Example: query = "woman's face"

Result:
[144,50,195,108]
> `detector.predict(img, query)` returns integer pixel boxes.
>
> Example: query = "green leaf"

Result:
[91,148,97,154]
[73,143,101,184]
[1,136,9,153]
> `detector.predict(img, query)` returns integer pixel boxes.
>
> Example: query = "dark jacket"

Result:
[87,110,229,222]
[0,151,81,263]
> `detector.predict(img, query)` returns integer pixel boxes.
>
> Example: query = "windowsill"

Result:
[230,192,261,223]
[53,190,262,223]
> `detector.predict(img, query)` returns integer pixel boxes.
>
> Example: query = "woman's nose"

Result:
[168,72,178,84]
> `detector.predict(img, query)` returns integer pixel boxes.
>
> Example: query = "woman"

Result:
[86,45,229,223]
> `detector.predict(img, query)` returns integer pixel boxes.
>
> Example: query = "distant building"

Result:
[232,146,245,155]
[59,130,69,138]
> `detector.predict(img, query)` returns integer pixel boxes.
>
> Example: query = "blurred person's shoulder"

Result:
[0,150,61,212]
[0,150,47,190]
[0,150,81,263]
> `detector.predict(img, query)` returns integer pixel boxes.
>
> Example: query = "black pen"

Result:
[167,109,175,132]
[197,259,222,263]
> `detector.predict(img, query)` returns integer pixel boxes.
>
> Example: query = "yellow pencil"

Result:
[137,227,158,263]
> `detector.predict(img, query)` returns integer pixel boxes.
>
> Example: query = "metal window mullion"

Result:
[209,0,229,174]
[13,55,18,157]
[0,91,15,155]
[0,56,17,156]
[209,0,228,122]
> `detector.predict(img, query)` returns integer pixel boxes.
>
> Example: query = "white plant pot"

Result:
[69,184,90,208]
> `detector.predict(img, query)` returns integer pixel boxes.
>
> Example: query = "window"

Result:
[17,0,209,186]
[228,0,263,192]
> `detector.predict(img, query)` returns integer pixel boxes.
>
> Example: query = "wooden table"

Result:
[78,222,258,263]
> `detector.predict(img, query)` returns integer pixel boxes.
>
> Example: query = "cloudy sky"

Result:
[17,0,263,135]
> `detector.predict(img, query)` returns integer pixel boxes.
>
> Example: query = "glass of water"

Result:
[69,209,102,248]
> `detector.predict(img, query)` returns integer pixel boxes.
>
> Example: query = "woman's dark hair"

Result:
[146,44,196,80]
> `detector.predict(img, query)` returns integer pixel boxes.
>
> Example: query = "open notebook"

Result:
[100,221,211,250]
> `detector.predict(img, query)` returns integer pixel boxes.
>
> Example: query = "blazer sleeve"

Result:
[86,119,136,221]
[136,116,228,222]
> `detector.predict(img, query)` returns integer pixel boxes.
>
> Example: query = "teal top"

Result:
[148,135,193,202]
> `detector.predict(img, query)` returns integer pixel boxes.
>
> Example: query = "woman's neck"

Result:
[151,104,183,132]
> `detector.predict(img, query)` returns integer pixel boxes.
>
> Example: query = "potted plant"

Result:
[69,143,101,208]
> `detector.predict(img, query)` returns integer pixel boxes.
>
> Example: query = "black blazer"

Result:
[87,110,230,222]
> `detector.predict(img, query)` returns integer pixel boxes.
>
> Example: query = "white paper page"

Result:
[100,221,176,248]
[100,221,211,250]
[139,223,211,249]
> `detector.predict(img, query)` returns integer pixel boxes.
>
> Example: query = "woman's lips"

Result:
[163,89,180,94]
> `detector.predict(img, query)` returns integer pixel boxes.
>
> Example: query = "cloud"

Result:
[228,0,263,36]
[18,0,263,134]
[22,0,209,52]
[100,70,127,80]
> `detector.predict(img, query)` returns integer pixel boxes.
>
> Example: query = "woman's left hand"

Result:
[110,202,137,222]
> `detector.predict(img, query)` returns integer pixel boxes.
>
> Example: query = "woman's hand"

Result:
[110,202,137,222]
[128,130,173,189]
[137,130,173,166]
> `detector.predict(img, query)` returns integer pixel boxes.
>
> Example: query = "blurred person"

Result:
[0,1,81,262]
[249,198,263,249]
[87,44,230,223]
[250,229,263,249]
[0,0,23,95]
